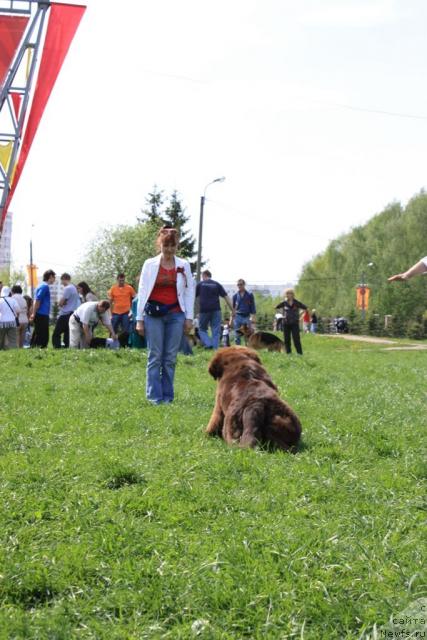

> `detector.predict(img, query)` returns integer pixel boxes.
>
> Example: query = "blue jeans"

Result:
[199,310,222,349]
[234,314,251,345]
[112,312,130,334]
[144,311,185,403]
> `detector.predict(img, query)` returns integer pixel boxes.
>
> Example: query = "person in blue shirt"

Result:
[232,279,256,345]
[196,270,233,349]
[52,273,80,348]
[30,269,56,348]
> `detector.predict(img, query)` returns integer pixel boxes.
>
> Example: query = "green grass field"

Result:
[0,336,425,639]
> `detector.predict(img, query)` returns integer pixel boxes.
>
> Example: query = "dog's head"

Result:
[208,346,262,380]
[236,323,253,338]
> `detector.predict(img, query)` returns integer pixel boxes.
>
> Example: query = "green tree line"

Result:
[76,188,196,296]
[296,190,427,336]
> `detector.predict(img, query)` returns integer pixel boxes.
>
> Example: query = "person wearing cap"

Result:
[275,288,307,355]
[52,273,80,348]
[69,300,117,349]
[232,279,256,345]
[30,269,56,348]
[0,286,20,350]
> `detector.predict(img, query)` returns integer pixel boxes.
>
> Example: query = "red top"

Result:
[303,310,310,323]
[150,266,180,310]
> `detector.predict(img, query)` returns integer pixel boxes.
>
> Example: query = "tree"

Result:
[138,186,197,272]
[138,185,165,223]
[76,221,159,297]
[164,190,197,268]
[296,190,427,332]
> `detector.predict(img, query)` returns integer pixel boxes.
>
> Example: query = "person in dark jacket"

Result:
[275,288,307,355]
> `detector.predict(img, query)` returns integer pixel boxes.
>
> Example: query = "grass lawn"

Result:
[0,336,425,639]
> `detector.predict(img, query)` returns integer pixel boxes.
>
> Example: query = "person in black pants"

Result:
[275,288,307,355]
[30,269,56,348]
[52,273,80,348]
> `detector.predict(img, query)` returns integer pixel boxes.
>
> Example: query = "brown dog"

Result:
[237,324,284,352]
[206,346,302,450]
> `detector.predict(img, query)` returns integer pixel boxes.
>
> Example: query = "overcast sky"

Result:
[9,0,427,285]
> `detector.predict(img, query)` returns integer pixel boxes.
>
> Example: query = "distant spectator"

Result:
[11,285,28,348]
[196,269,233,349]
[388,256,427,282]
[77,281,97,302]
[23,295,33,346]
[108,273,136,335]
[52,273,80,349]
[302,308,311,333]
[275,288,307,355]
[128,296,146,349]
[0,286,19,350]
[232,279,256,345]
[30,269,56,348]
[310,309,318,334]
[69,300,117,349]
[274,312,284,331]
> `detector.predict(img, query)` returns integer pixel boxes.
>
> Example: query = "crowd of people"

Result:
[0,235,425,404]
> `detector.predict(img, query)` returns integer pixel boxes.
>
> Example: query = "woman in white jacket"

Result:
[136,227,194,404]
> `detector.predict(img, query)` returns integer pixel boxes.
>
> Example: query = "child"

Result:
[222,320,230,347]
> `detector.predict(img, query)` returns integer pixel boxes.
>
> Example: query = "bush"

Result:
[406,319,426,340]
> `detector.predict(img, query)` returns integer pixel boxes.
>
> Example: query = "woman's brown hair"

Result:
[156,226,179,250]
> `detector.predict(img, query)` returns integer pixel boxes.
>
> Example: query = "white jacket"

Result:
[136,254,195,321]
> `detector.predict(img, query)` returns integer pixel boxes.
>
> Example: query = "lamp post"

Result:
[29,224,35,299]
[196,177,225,283]
[360,262,374,320]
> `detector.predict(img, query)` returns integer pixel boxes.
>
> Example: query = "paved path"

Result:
[323,334,427,349]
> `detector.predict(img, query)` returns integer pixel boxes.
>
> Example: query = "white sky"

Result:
[9,0,427,284]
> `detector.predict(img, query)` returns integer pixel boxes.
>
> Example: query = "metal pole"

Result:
[196,195,205,283]
[361,272,365,321]
[29,236,34,299]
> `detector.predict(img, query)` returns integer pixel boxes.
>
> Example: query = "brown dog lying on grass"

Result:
[206,346,302,450]
[237,324,284,352]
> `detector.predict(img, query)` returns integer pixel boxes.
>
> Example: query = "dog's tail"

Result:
[240,402,264,448]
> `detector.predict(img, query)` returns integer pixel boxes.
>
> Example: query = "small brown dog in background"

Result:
[237,324,284,352]
[206,346,302,450]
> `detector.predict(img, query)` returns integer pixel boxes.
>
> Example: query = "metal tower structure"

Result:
[0,0,50,238]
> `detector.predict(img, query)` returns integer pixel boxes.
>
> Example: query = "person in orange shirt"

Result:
[108,273,136,335]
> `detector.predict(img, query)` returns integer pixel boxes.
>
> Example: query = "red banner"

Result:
[2,3,86,227]
[0,15,29,88]
[356,286,370,310]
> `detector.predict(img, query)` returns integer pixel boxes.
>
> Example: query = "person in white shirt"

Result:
[69,300,117,349]
[136,226,194,404]
[388,256,427,282]
[11,285,28,348]
[0,286,20,350]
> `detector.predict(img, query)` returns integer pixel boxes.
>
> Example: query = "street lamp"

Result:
[359,262,374,320]
[196,176,225,283]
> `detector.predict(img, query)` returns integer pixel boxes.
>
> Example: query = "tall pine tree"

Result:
[163,190,197,268]
[138,185,165,223]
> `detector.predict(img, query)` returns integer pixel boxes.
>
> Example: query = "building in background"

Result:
[0,210,12,272]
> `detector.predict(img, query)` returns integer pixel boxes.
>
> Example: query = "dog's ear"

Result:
[208,353,223,380]
[242,347,261,363]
